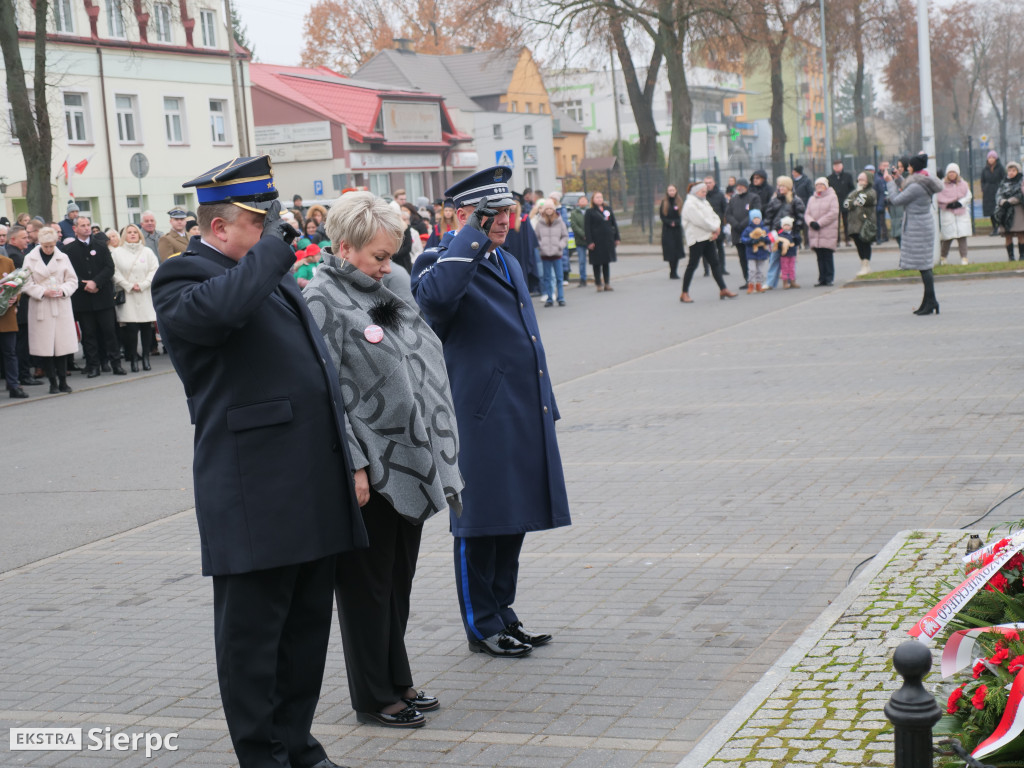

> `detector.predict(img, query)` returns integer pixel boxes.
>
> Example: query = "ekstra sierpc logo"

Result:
[10,727,178,757]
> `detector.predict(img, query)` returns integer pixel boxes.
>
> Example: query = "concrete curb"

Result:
[674,528,920,768]
[843,269,1024,287]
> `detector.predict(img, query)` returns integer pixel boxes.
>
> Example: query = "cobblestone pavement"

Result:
[3,249,1024,766]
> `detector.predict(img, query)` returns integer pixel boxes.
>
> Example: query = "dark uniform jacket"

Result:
[64,236,116,313]
[410,228,571,538]
[152,235,368,575]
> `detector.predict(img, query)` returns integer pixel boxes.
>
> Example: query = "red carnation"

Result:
[1007,553,1024,571]
[986,572,1009,592]
[991,646,1010,665]
[1007,629,1021,642]
[948,686,965,714]
[973,660,986,679]
[1010,655,1024,674]
[973,685,989,710]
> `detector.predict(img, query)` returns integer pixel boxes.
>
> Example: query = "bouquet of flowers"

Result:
[0,265,30,316]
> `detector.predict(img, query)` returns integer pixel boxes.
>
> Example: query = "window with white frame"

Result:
[173,193,192,209]
[107,0,125,38]
[368,173,390,197]
[153,3,172,43]
[53,0,74,33]
[199,9,217,47]
[115,94,139,143]
[492,124,502,139]
[524,124,533,140]
[164,97,186,144]
[554,99,584,124]
[730,101,744,116]
[75,199,93,217]
[126,195,142,224]
[209,99,229,143]
[403,173,424,201]
[64,93,89,142]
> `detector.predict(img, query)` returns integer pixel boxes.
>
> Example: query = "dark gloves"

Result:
[465,197,498,235]
[809,221,821,230]
[261,200,299,245]
[947,201,962,210]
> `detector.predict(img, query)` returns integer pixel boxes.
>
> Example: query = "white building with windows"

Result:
[2,0,254,228]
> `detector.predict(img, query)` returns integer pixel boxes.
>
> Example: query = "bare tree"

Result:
[0,0,53,217]
[977,0,1024,159]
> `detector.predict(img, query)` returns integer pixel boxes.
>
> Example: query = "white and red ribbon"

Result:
[964,534,1024,566]
[910,538,1024,644]
[975,668,1024,758]
[941,625,1024,678]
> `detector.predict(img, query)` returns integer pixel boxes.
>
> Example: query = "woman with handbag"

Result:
[994,162,1024,260]
[111,223,160,371]
[21,227,77,393]
[844,172,877,275]
[304,191,464,729]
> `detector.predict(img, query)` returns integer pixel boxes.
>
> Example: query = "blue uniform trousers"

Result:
[453,533,525,640]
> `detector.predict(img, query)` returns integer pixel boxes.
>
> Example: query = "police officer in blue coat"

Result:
[152,155,365,768]
[411,166,572,658]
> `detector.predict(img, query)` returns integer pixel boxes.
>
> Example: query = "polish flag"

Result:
[56,155,69,182]
[74,154,92,175]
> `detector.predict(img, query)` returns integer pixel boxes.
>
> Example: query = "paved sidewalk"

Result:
[3,255,1024,766]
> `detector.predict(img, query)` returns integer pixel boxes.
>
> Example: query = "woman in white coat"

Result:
[680,182,737,303]
[111,223,159,371]
[936,162,973,265]
[22,227,78,394]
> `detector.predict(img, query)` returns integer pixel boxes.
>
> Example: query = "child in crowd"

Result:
[740,209,771,293]
[777,216,800,289]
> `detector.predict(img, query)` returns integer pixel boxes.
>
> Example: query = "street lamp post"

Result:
[916,0,936,173]
[819,0,832,168]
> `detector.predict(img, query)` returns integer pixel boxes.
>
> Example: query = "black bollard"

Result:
[885,640,942,768]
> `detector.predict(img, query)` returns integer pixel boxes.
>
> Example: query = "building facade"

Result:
[249,63,469,205]
[1,0,253,227]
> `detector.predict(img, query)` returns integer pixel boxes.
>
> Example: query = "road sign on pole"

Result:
[495,150,514,168]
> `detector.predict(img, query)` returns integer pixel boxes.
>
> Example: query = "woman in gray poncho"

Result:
[886,153,943,315]
[304,192,464,729]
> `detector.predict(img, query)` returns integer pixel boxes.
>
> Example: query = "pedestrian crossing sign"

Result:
[495,149,514,168]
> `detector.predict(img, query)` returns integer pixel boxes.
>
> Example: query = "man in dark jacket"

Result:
[58,202,79,242]
[5,226,40,386]
[982,151,1006,235]
[725,178,755,289]
[704,175,730,275]
[792,165,813,204]
[412,166,571,659]
[152,155,365,768]
[64,215,125,377]
[828,160,855,245]
[749,169,773,210]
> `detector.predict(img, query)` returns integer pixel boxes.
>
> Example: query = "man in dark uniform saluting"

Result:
[152,155,366,768]
[411,166,572,658]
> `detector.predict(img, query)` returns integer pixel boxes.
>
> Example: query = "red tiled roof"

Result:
[250,63,470,145]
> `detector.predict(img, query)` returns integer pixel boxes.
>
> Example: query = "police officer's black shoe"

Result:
[505,620,552,647]
[468,631,532,657]
[86,367,101,378]
[111,362,127,375]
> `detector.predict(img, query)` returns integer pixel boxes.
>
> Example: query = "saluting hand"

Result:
[353,468,370,507]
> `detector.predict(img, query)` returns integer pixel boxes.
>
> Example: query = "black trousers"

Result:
[77,307,119,368]
[852,234,872,261]
[1,331,18,390]
[840,209,851,243]
[454,532,525,640]
[334,491,422,713]
[592,262,610,286]
[213,556,335,768]
[813,248,835,285]
[715,233,727,274]
[683,240,726,292]
[734,245,749,283]
[120,322,154,361]
[16,323,32,380]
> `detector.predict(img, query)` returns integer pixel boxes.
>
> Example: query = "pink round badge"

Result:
[364,324,384,344]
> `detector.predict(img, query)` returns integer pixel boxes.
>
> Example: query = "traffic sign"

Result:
[313,180,323,196]
[495,149,514,168]
[129,153,149,179]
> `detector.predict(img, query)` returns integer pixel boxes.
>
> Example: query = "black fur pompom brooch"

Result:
[367,297,404,331]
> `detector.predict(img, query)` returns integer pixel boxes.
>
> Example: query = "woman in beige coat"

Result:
[112,223,159,371]
[22,227,78,393]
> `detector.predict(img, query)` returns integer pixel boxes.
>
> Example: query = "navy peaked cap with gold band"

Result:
[445,165,514,209]
[183,155,279,214]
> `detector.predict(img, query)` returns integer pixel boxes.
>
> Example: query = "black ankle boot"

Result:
[1018,242,1024,262]
[1008,244,1016,261]
[130,359,139,372]
[142,355,151,371]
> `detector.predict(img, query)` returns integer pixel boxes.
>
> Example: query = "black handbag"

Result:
[114,288,126,305]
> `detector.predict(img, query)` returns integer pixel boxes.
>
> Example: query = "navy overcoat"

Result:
[411,227,571,537]
[152,235,368,576]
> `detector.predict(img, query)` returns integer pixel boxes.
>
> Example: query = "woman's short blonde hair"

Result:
[325,192,405,252]
[121,223,143,241]
[775,175,793,190]
[37,226,58,245]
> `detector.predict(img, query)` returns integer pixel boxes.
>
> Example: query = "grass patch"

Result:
[856,260,1024,280]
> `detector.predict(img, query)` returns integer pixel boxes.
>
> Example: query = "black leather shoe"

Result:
[141,356,151,371]
[86,367,101,378]
[130,360,139,373]
[101,361,111,373]
[9,387,29,399]
[468,631,532,657]
[505,621,552,647]
[355,705,425,728]
[402,690,439,712]
[59,383,73,393]
[20,376,42,386]
[111,363,127,375]
[49,383,60,394]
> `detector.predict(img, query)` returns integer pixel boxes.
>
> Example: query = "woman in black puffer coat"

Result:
[994,161,1024,261]
[762,176,805,289]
